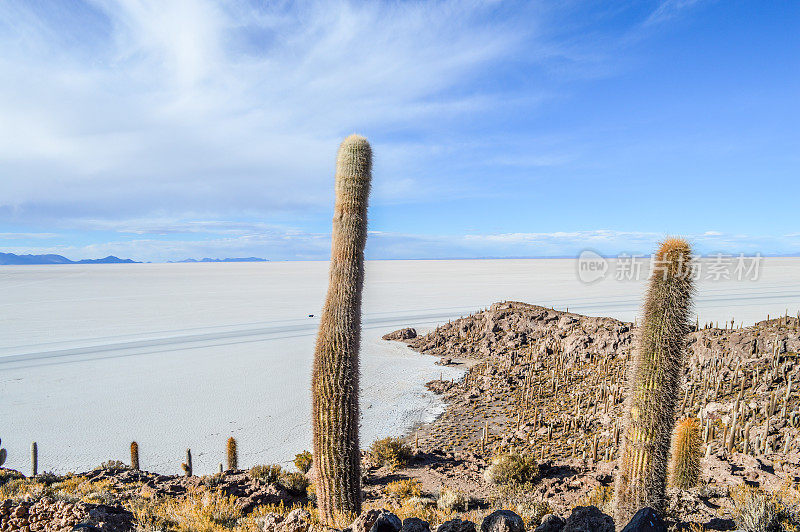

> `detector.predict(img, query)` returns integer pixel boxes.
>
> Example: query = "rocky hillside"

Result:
[387,301,800,474]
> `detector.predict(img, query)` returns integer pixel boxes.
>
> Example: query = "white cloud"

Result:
[0,0,539,223]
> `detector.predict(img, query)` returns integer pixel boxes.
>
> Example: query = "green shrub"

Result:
[294,451,313,474]
[483,453,540,487]
[250,464,283,484]
[368,437,413,470]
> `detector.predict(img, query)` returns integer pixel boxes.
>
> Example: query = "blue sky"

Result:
[0,0,797,261]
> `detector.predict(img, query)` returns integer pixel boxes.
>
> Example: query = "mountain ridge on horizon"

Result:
[0,252,270,265]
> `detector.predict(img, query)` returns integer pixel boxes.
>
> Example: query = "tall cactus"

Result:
[130,441,139,470]
[0,438,6,468]
[31,442,38,477]
[669,418,701,489]
[227,437,238,471]
[311,134,372,525]
[615,238,695,523]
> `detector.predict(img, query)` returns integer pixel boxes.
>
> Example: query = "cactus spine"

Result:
[615,238,695,523]
[227,437,238,471]
[0,438,6,468]
[31,442,38,477]
[181,449,192,477]
[311,135,372,525]
[130,441,139,470]
[669,418,701,489]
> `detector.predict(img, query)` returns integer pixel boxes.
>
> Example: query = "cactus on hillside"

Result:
[0,438,6,468]
[311,135,373,525]
[130,441,139,470]
[614,238,695,523]
[31,442,38,477]
[181,448,192,477]
[669,418,701,489]
[227,437,238,471]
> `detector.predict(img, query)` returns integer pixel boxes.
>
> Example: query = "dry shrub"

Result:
[731,485,783,532]
[385,479,423,499]
[515,500,552,527]
[368,437,413,470]
[99,460,127,471]
[578,485,614,515]
[280,472,310,496]
[0,474,118,505]
[370,497,483,529]
[484,453,540,487]
[128,487,243,532]
[250,464,283,484]
[437,487,469,511]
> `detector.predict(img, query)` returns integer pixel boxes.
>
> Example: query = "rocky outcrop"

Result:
[79,466,296,513]
[260,508,313,532]
[405,302,634,360]
[392,301,800,461]
[383,328,418,341]
[0,497,132,532]
[347,509,399,532]
[400,301,799,366]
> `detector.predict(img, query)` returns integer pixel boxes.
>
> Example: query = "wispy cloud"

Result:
[0,232,58,239]
[643,0,707,27]
[0,0,541,223]
[2,1,793,261]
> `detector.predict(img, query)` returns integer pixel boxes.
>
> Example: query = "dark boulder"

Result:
[563,506,614,532]
[620,508,666,532]
[481,510,525,532]
[436,519,477,532]
[371,512,402,532]
[403,517,432,532]
[535,514,566,532]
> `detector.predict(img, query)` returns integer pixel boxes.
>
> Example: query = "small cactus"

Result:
[227,437,238,471]
[0,438,6,467]
[31,442,38,477]
[669,418,702,489]
[181,448,192,477]
[130,441,139,470]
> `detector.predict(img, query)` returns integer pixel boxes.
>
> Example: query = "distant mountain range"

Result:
[0,252,138,265]
[173,257,268,263]
[0,252,270,265]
